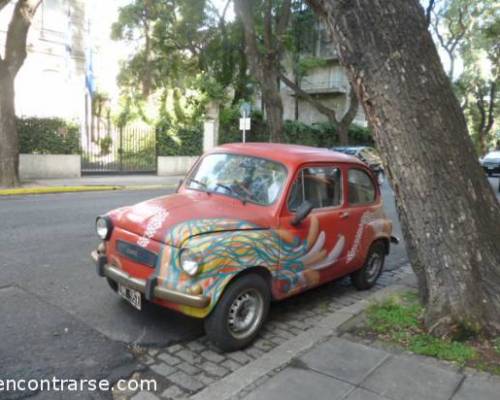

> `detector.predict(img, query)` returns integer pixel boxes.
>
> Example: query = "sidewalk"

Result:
[236,337,499,400]
[25,174,183,188]
[1,175,183,195]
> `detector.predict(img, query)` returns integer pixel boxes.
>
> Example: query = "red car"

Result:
[92,143,396,351]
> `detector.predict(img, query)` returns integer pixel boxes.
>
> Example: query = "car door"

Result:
[343,167,380,268]
[275,163,356,298]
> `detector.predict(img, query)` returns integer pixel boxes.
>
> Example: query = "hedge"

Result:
[218,107,373,148]
[18,117,80,155]
[155,108,373,157]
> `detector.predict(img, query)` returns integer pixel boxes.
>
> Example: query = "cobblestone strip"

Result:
[115,264,414,400]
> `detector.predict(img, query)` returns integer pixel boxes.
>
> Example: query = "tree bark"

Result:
[0,60,18,187]
[308,0,500,337]
[0,0,42,187]
[336,83,359,146]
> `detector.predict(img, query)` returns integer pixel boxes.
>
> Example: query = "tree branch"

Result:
[0,0,11,13]
[280,72,338,122]
[338,83,359,127]
[234,0,262,80]
[425,0,435,28]
[276,0,292,37]
[5,0,42,77]
[485,81,497,135]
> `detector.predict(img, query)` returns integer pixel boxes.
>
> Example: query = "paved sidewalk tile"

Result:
[452,374,500,400]
[361,355,464,400]
[241,368,354,400]
[298,337,389,385]
[345,388,391,400]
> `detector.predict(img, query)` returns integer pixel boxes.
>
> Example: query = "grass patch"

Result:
[0,186,123,196]
[355,291,500,374]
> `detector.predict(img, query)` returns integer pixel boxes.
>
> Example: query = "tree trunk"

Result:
[337,84,359,146]
[261,69,284,142]
[0,61,19,187]
[308,0,500,337]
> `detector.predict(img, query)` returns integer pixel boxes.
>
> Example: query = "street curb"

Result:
[0,184,175,196]
[190,282,412,400]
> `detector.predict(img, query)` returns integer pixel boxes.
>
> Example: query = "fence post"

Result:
[119,126,123,172]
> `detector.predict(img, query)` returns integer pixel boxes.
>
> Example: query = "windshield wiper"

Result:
[214,183,248,205]
[186,177,210,194]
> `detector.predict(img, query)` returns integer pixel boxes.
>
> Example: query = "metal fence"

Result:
[81,125,157,174]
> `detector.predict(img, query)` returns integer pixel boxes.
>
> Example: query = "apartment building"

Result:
[280,21,367,126]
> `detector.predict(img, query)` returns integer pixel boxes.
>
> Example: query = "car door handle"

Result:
[340,211,350,219]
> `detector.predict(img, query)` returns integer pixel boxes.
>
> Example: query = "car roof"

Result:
[485,151,500,158]
[209,143,365,168]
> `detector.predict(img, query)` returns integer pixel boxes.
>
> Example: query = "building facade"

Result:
[280,20,367,127]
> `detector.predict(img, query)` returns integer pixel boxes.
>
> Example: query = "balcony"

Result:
[287,79,349,96]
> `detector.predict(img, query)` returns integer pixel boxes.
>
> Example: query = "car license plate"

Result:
[118,284,142,310]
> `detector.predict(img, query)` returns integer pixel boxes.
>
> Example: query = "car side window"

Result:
[348,169,376,204]
[288,167,342,211]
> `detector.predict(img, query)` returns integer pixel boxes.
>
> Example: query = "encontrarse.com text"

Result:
[0,377,157,393]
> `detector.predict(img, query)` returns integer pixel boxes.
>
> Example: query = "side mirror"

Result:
[291,201,314,226]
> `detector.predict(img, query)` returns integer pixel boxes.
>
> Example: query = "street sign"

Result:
[239,118,251,131]
[239,102,252,118]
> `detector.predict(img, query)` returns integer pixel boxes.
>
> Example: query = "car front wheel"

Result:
[351,242,386,290]
[204,274,270,352]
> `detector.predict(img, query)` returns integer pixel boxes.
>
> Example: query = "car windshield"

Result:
[186,153,287,205]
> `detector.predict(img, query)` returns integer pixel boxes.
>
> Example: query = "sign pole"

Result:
[242,110,246,143]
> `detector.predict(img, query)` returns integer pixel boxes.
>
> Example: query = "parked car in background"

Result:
[331,146,384,176]
[92,143,397,351]
[480,151,500,176]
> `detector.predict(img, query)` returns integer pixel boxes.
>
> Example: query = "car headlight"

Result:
[180,250,200,276]
[96,216,113,240]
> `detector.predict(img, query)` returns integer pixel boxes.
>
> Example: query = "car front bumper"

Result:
[91,250,210,309]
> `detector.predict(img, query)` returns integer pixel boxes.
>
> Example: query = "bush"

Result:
[18,117,80,155]
[218,105,373,148]
[156,104,374,157]
[156,119,203,156]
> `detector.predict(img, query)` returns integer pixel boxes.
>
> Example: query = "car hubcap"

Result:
[227,289,263,339]
[366,253,383,282]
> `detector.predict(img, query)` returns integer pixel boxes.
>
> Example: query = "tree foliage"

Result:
[431,0,499,154]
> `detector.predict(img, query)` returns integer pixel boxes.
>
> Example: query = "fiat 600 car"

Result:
[92,143,396,351]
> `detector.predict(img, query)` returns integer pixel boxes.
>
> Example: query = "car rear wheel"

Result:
[204,274,270,352]
[351,242,386,290]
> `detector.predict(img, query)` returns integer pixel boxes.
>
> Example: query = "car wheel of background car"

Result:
[204,273,270,352]
[350,241,386,290]
[106,278,118,292]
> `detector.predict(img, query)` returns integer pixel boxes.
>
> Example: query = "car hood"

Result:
[108,191,270,247]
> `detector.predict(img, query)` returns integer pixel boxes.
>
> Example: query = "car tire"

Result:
[204,274,270,352]
[351,242,386,290]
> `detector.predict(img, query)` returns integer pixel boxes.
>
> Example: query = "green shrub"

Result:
[156,104,374,156]
[156,119,203,156]
[18,117,80,155]
[218,104,373,148]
